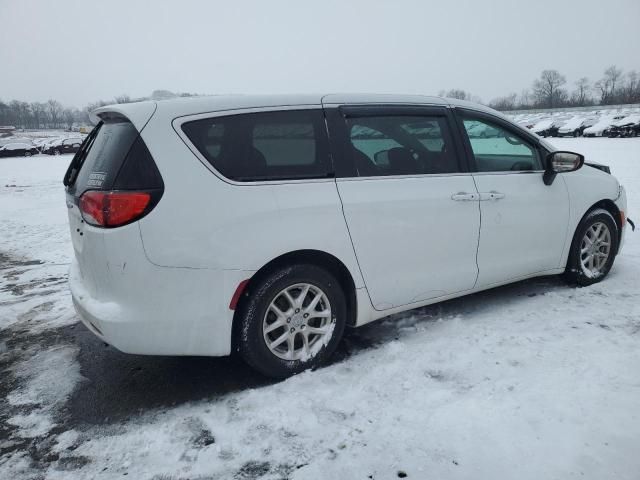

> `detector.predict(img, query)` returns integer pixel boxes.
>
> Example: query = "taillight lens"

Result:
[79,191,151,228]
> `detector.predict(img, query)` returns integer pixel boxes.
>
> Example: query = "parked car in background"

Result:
[0,136,32,147]
[42,137,84,155]
[583,115,618,137]
[607,114,640,137]
[556,116,596,137]
[63,94,629,378]
[0,142,39,157]
[531,118,558,137]
[465,121,502,138]
[516,117,538,129]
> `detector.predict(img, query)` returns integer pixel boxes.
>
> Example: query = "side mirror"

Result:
[543,151,584,185]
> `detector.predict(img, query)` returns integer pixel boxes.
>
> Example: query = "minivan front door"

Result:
[325,106,480,310]
[457,111,570,288]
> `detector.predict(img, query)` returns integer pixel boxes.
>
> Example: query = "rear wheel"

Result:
[237,264,346,378]
[564,209,618,286]
[24,151,32,157]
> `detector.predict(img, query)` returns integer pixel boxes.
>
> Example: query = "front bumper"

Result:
[615,185,629,253]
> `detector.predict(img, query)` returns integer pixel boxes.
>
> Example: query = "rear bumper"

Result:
[69,252,253,357]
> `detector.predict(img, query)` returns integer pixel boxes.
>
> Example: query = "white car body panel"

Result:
[336,174,480,310]
[137,105,364,283]
[66,94,629,356]
[558,165,625,264]
[472,171,570,287]
[94,101,157,131]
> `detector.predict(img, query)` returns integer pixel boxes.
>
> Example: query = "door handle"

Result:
[479,191,506,201]
[451,192,479,201]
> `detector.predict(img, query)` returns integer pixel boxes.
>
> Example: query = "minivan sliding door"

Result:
[324,105,480,310]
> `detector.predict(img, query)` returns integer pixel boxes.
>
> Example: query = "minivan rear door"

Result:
[324,104,481,310]
[63,106,160,297]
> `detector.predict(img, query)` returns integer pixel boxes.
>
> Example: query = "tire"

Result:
[564,208,619,286]
[237,264,347,378]
[24,151,32,157]
[54,150,60,155]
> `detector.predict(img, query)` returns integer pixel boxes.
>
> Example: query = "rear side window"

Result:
[181,110,331,181]
[64,117,162,195]
[346,115,459,177]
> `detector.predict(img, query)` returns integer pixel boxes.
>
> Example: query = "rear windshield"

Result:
[71,119,138,193]
[64,117,161,195]
[181,110,331,181]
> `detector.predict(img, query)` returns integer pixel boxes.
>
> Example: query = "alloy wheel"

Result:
[262,283,333,361]
[579,222,612,277]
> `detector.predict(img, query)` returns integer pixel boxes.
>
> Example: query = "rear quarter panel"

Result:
[136,107,365,289]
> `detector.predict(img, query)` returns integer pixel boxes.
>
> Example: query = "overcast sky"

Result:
[1,0,638,107]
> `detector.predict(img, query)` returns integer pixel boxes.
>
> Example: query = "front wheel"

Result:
[564,209,618,286]
[237,264,346,378]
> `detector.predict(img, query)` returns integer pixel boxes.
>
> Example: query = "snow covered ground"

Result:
[1,138,639,479]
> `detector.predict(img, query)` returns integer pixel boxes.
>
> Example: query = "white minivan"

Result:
[64,94,629,378]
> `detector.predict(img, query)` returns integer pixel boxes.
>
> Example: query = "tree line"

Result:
[0,90,199,130]
[2,67,640,129]
[435,65,639,112]
[488,65,640,111]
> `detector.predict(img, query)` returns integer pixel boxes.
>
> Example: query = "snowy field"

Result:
[1,138,640,479]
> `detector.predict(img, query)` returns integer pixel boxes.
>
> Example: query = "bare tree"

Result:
[604,65,623,99]
[594,78,610,104]
[444,89,470,100]
[8,100,32,128]
[489,93,517,111]
[151,90,176,100]
[63,108,76,130]
[572,77,591,106]
[47,99,63,128]
[114,94,131,104]
[532,69,567,108]
[30,102,47,129]
[0,100,9,126]
[620,70,640,104]
[519,89,532,107]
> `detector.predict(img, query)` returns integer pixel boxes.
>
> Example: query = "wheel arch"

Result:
[231,249,358,352]
[567,199,622,265]
[585,199,622,249]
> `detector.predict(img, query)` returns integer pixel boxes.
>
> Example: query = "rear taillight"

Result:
[79,191,151,228]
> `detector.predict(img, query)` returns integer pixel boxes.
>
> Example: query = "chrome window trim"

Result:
[335,170,544,182]
[172,105,335,187]
[471,170,545,175]
[336,172,474,182]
